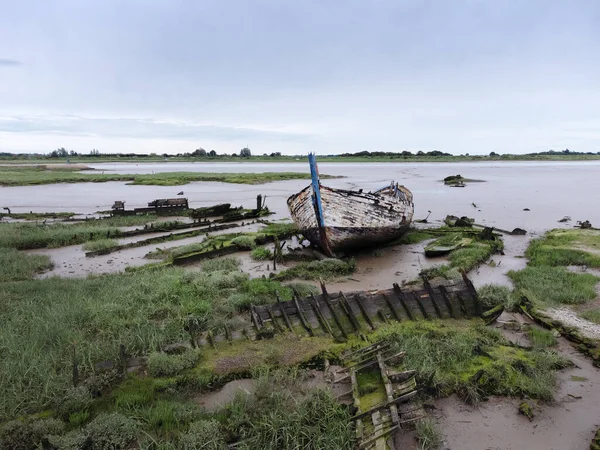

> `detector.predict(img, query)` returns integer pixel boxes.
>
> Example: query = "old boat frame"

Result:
[287,154,414,256]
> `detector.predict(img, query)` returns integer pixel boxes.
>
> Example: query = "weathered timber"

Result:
[292,289,314,336]
[275,291,294,332]
[351,391,419,422]
[321,290,348,339]
[456,292,471,318]
[358,425,400,450]
[412,292,430,319]
[378,352,400,424]
[249,305,262,332]
[266,305,283,333]
[422,276,443,318]
[438,284,456,319]
[350,368,364,441]
[383,293,402,322]
[340,292,362,333]
[310,293,333,336]
[389,370,417,384]
[462,270,482,315]
[392,283,416,320]
[378,310,389,324]
[355,294,376,330]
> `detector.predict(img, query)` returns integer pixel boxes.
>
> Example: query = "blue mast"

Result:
[308,152,325,228]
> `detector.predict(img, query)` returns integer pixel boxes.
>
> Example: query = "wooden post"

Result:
[392,283,415,321]
[462,270,482,316]
[456,292,471,318]
[256,194,262,211]
[250,304,262,331]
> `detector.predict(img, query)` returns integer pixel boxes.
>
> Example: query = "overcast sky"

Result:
[1,0,599,155]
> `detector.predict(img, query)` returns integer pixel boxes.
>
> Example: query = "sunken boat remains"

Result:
[287,153,414,256]
[111,198,189,215]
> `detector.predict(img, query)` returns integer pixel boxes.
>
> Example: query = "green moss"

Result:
[518,401,534,421]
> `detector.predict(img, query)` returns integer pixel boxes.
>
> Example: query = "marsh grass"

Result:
[222,369,353,449]
[250,247,272,261]
[275,258,356,281]
[528,328,558,348]
[508,266,600,305]
[581,308,600,325]
[526,229,600,267]
[0,215,163,249]
[477,284,513,309]
[0,266,317,417]
[0,166,336,187]
[82,238,119,252]
[0,248,53,281]
[371,321,569,402]
[415,418,442,450]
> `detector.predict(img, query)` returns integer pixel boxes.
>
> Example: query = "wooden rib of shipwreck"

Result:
[287,153,414,257]
[188,273,481,347]
[334,341,425,450]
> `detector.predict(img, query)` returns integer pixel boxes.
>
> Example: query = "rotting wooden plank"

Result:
[275,291,294,332]
[462,270,483,316]
[358,425,400,450]
[340,292,362,332]
[345,340,391,358]
[412,292,430,320]
[438,284,456,319]
[377,310,389,324]
[421,277,443,318]
[309,294,333,336]
[389,370,416,384]
[292,290,314,336]
[266,305,283,333]
[350,391,419,422]
[456,292,470,318]
[392,283,416,321]
[378,352,400,425]
[354,294,376,330]
[322,291,348,339]
[249,305,262,332]
[370,410,387,450]
[350,368,364,442]
[383,293,402,322]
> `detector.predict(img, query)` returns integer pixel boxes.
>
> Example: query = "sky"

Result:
[1,0,599,156]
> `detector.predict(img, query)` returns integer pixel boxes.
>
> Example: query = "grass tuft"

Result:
[0,248,52,281]
[82,238,119,252]
[415,418,442,450]
[275,258,356,281]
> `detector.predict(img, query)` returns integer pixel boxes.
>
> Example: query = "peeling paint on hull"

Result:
[287,184,414,254]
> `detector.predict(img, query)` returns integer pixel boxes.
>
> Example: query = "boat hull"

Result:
[287,184,414,254]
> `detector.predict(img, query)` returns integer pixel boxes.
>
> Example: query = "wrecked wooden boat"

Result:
[287,153,414,256]
[425,235,472,257]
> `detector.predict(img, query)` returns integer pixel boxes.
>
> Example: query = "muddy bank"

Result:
[435,322,600,450]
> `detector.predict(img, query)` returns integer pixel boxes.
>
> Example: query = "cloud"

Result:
[0,59,22,67]
[0,114,314,143]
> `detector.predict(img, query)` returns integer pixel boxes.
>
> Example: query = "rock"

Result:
[518,401,534,421]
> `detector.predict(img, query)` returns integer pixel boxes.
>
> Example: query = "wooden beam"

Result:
[354,294,376,330]
[438,284,456,319]
[292,289,314,336]
[412,292,430,320]
[350,390,418,422]
[392,283,415,321]
[462,270,482,316]
[456,292,470,318]
[310,293,333,336]
[383,293,401,322]
[422,277,443,318]
[266,305,283,333]
[275,291,294,333]
[322,291,348,339]
[340,292,361,332]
